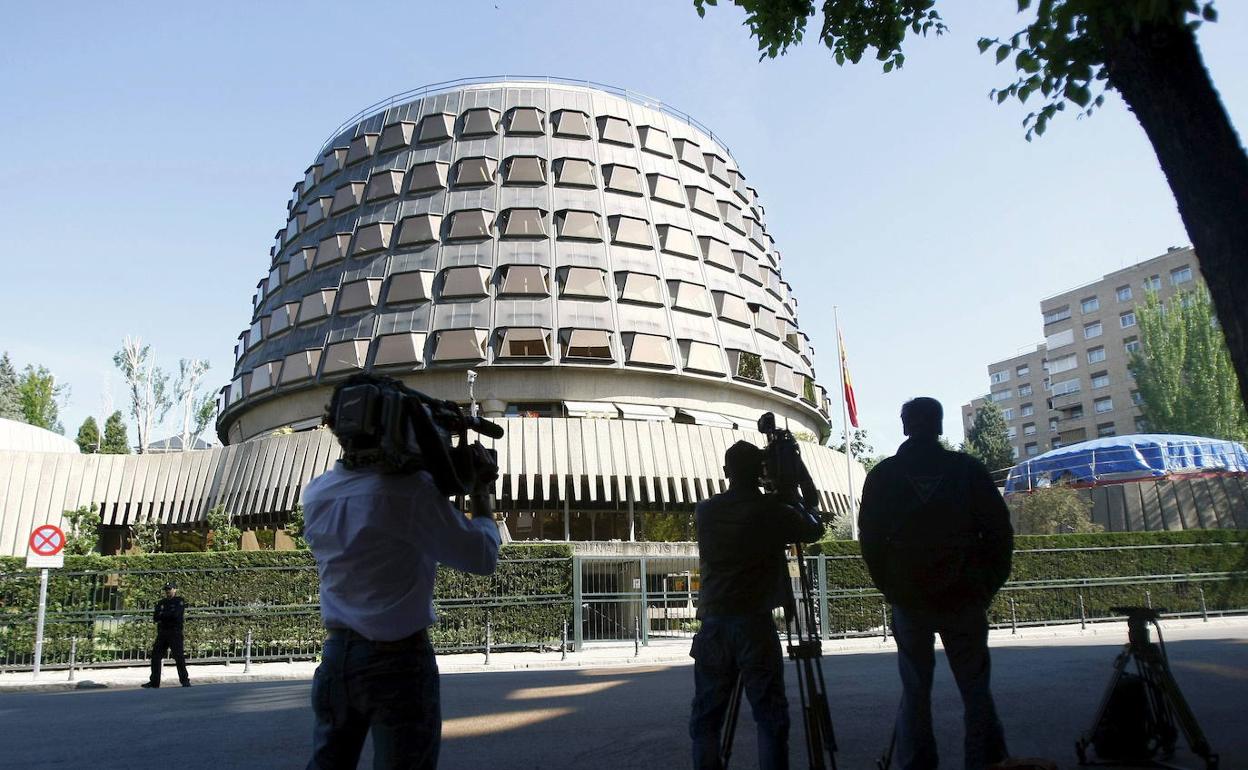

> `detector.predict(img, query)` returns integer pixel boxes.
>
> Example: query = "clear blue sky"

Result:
[2,1,1245,454]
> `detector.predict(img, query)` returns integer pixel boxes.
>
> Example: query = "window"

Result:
[1051,378,1080,396]
[446,209,491,241]
[502,156,546,185]
[1023,422,1037,436]
[1006,425,1017,438]
[497,209,546,239]
[1011,446,1020,459]
[624,333,673,368]
[1017,364,1030,377]
[1081,296,1099,313]
[1068,405,1085,419]
[1018,383,1033,397]
[453,157,496,188]
[554,158,596,188]
[1025,443,1039,457]
[506,107,545,135]
[555,210,601,241]
[637,126,672,157]
[673,138,706,170]
[1097,422,1117,438]
[498,328,550,359]
[1021,403,1035,417]
[498,265,549,296]
[1043,305,1071,324]
[1094,396,1113,414]
[553,110,591,139]
[417,113,454,144]
[432,329,487,362]
[1124,337,1141,353]
[597,115,633,146]
[1002,409,1015,422]
[714,292,753,326]
[440,266,489,298]
[990,390,1012,403]
[562,329,613,360]
[669,281,711,315]
[1144,274,1161,291]
[1049,419,1059,433]
[460,108,499,138]
[1091,372,1110,389]
[1087,346,1106,364]
[729,350,764,383]
[647,173,684,205]
[990,370,1010,384]
[612,216,654,249]
[1046,329,1074,349]
[616,272,662,305]
[1120,311,1136,328]
[1084,321,1103,339]
[682,340,724,375]
[1116,285,1133,302]
[1135,416,1148,431]
[560,267,608,299]
[1131,390,1143,406]
[407,161,449,194]
[1049,353,1078,374]
[1171,265,1193,285]
[603,164,643,195]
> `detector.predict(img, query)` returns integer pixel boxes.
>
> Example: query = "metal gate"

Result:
[573,555,701,649]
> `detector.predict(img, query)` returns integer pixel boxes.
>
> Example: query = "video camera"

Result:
[756,412,823,517]
[328,374,505,496]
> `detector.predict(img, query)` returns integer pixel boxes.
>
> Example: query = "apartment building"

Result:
[962,246,1202,460]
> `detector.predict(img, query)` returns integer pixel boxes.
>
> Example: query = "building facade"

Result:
[962,246,1203,460]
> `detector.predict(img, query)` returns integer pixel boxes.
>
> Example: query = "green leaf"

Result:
[977,37,993,53]
[996,44,1011,63]
[1203,3,1217,22]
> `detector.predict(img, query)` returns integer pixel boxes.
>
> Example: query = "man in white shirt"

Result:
[303,375,502,770]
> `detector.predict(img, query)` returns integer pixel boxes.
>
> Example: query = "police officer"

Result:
[142,582,191,688]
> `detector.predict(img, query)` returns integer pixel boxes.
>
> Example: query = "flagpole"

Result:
[834,306,858,540]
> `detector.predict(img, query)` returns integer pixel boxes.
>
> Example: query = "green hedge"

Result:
[0,545,572,663]
[807,529,1248,634]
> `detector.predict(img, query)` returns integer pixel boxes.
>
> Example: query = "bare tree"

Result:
[173,358,211,449]
[113,336,172,453]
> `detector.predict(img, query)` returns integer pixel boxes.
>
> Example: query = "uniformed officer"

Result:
[142,582,191,688]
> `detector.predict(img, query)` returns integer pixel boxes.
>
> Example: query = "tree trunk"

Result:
[1099,14,1248,413]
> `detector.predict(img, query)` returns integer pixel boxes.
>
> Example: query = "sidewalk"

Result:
[3,615,1244,694]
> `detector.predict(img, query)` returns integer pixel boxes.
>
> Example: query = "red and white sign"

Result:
[26,524,65,568]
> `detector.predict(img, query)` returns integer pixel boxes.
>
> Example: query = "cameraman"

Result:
[303,374,501,770]
[689,440,824,770]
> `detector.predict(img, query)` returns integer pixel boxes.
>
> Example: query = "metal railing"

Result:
[314,75,736,160]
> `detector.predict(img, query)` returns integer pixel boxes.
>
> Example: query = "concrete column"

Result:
[481,399,507,418]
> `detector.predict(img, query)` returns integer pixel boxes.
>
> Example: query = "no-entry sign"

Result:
[26,524,65,568]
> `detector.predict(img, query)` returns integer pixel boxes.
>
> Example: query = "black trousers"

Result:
[149,630,190,686]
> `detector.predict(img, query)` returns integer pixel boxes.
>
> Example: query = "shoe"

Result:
[141,682,159,689]
[181,682,192,687]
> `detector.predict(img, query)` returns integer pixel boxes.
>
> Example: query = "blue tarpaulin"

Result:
[1004,434,1248,494]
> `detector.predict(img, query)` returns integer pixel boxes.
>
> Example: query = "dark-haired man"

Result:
[304,374,501,770]
[143,582,190,688]
[689,440,824,770]
[859,397,1013,770]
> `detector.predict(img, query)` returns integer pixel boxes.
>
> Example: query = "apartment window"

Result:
[498,328,550,359]
[1135,416,1148,431]
[1016,364,1030,377]
[990,370,1010,385]
[1094,396,1114,414]
[1049,353,1078,374]
[1124,337,1141,354]
[1068,405,1085,419]
[1051,378,1080,396]
[1049,419,1059,433]
[990,390,1012,403]
[1087,346,1106,364]
[1021,403,1035,417]
[1081,296,1099,313]
[1084,321,1102,339]
[1046,329,1075,350]
[562,329,613,360]
[1144,275,1161,291]
[1025,443,1040,457]
[560,267,608,299]
[1131,390,1143,406]
[1091,372,1110,389]
[1011,446,1020,460]
[1097,422,1117,438]
[1120,311,1136,328]
[1003,408,1015,422]
[1043,305,1071,324]
[1171,265,1193,285]
[1006,425,1017,438]
[1018,383,1033,397]
[1023,422,1036,436]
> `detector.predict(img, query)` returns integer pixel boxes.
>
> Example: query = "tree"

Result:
[0,352,21,421]
[285,503,308,549]
[694,0,1248,414]
[965,400,1016,477]
[130,515,162,553]
[1011,484,1103,534]
[1130,289,1248,441]
[113,336,171,453]
[173,358,212,450]
[206,504,242,552]
[101,410,131,454]
[190,392,216,448]
[833,428,874,459]
[76,416,101,453]
[17,365,67,433]
[63,504,102,555]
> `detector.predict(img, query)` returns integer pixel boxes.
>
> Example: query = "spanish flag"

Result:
[839,329,859,429]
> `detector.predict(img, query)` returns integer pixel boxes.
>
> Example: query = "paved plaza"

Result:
[0,619,1244,769]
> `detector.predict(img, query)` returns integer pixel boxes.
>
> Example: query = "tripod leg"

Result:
[1077,646,1131,761]
[720,674,745,769]
[1144,646,1219,768]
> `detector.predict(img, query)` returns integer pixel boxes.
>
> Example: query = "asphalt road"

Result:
[1,630,1244,769]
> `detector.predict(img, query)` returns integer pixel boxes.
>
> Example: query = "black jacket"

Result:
[858,438,1013,611]
[695,485,824,618]
[153,596,186,634]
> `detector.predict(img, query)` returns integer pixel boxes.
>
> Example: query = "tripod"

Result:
[720,542,838,770]
[1076,607,1218,770]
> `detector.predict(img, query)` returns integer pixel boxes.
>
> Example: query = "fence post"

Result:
[485,612,492,665]
[1078,593,1086,631]
[68,638,77,682]
[1010,597,1017,635]
[244,629,252,674]
[634,617,640,658]
[880,603,889,641]
[818,556,830,642]
[1145,589,1152,609]
[572,556,583,652]
[561,620,568,661]
[639,557,649,647]
[1199,587,1208,622]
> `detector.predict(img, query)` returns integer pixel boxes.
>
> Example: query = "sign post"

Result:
[27,524,66,678]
